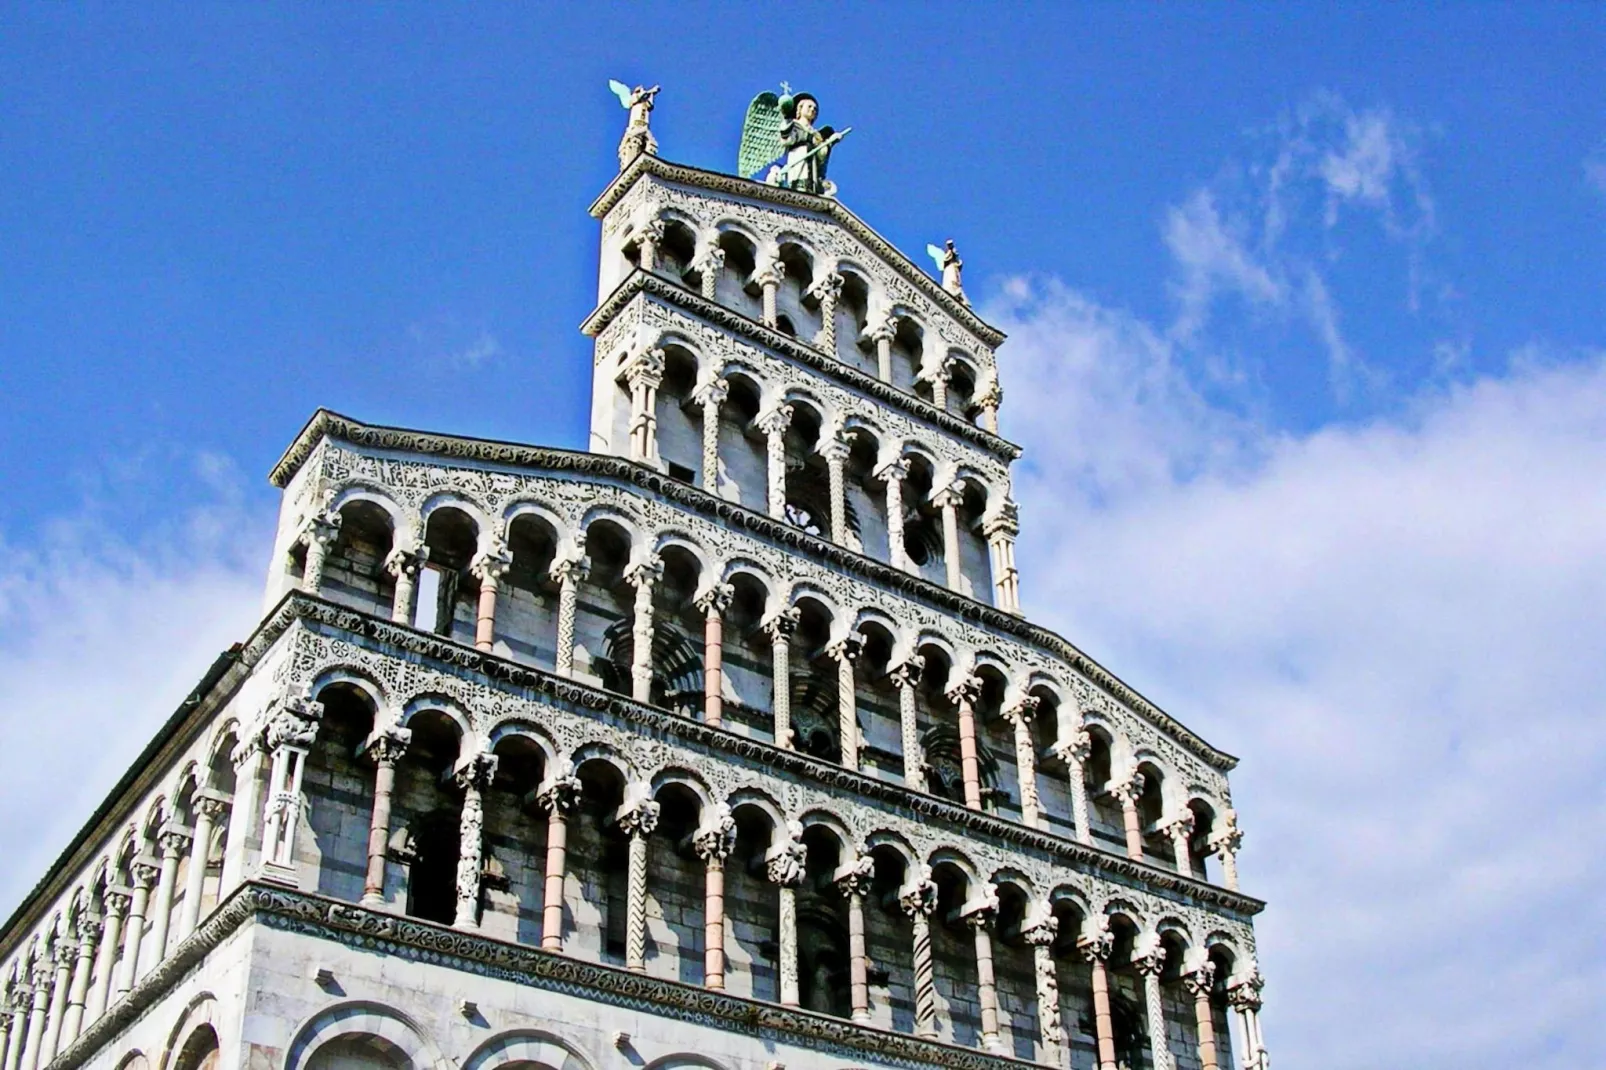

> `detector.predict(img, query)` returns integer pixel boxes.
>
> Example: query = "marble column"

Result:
[536,776,581,951]
[694,376,729,493]
[550,555,587,678]
[260,696,323,876]
[898,872,940,1039]
[1053,730,1095,846]
[1134,942,1173,1070]
[59,915,100,1044]
[1003,696,1043,828]
[624,348,666,465]
[821,432,851,545]
[38,942,72,1064]
[384,545,429,624]
[1112,773,1147,861]
[360,728,412,907]
[1185,963,1220,1070]
[694,583,733,727]
[757,404,794,521]
[933,482,965,591]
[975,379,1002,434]
[635,219,664,274]
[1210,811,1244,892]
[808,271,844,354]
[835,857,875,1023]
[1228,970,1269,1070]
[764,833,806,1007]
[866,316,898,384]
[471,545,512,652]
[964,898,1005,1053]
[826,636,862,770]
[1021,909,1064,1069]
[694,245,725,300]
[693,808,736,990]
[218,737,265,895]
[146,826,191,964]
[763,609,800,748]
[920,356,955,411]
[451,754,497,931]
[0,1008,13,1070]
[889,655,926,792]
[1078,928,1119,1070]
[982,501,1022,614]
[298,510,341,594]
[178,792,228,938]
[114,859,158,996]
[18,968,48,1070]
[85,890,128,1021]
[624,556,663,704]
[947,674,984,810]
[617,800,660,972]
[1164,811,1197,878]
[875,457,911,572]
[755,257,781,328]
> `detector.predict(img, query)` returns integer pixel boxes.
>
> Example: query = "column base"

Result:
[258,861,300,888]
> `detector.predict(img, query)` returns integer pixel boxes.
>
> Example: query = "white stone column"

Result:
[617,799,660,972]
[1078,927,1119,1070]
[826,636,862,769]
[297,508,341,594]
[866,315,898,384]
[636,218,665,274]
[1228,969,1268,1070]
[0,1006,14,1070]
[820,431,851,545]
[38,942,72,1064]
[933,482,966,591]
[919,356,956,411]
[692,806,736,990]
[1211,811,1244,891]
[754,256,782,328]
[471,544,512,652]
[360,728,412,907]
[947,674,984,810]
[114,859,158,997]
[1134,941,1174,1070]
[982,501,1022,613]
[899,871,940,1039]
[1112,773,1147,861]
[18,967,48,1070]
[536,776,581,951]
[85,890,128,1021]
[834,857,875,1023]
[875,457,911,572]
[1053,730,1094,846]
[1164,811,1197,877]
[764,831,807,1007]
[145,825,191,964]
[963,895,1005,1053]
[763,608,800,748]
[59,914,99,1044]
[623,348,666,465]
[624,556,663,703]
[177,792,228,938]
[757,404,794,521]
[451,753,497,931]
[694,245,725,300]
[693,583,733,727]
[693,376,729,492]
[384,545,429,624]
[1021,907,1063,1069]
[889,656,927,791]
[1185,963,1220,1070]
[259,695,324,880]
[550,555,587,678]
[808,271,844,354]
[975,377,1002,434]
[218,737,265,895]
[1004,696,1043,828]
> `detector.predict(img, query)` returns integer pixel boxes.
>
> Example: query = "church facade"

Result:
[0,92,1270,1070]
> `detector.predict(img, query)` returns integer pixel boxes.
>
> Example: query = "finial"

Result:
[609,79,661,170]
[926,239,967,304]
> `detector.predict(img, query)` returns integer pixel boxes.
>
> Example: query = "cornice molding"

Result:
[588,154,1007,348]
[240,591,1262,916]
[268,411,1238,774]
[579,272,1021,462]
[48,883,1053,1070]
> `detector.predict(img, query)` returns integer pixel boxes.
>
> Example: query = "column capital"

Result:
[817,431,851,463]
[156,824,193,857]
[101,887,133,919]
[616,799,661,839]
[130,857,161,890]
[692,244,726,276]
[451,752,498,794]
[363,725,413,767]
[384,544,429,579]
[1183,961,1217,998]
[1052,727,1093,765]
[873,455,910,484]
[692,374,730,410]
[1076,925,1114,963]
[751,256,783,289]
[897,872,938,919]
[635,217,667,246]
[1227,968,1265,1011]
[1162,810,1197,841]
[549,553,589,586]
[1002,694,1040,725]
[755,403,794,438]
[765,827,807,887]
[73,912,104,946]
[973,376,1003,410]
[196,789,231,822]
[534,774,582,815]
[1110,770,1146,806]
[623,554,664,591]
[1209,809,1244,853]
[945,673,982,708]
[957,887,1000,931]
[622,347,666,390]
[864,313,899,345]
[806,270,844,304]
[824,635,862,664]
[760,606,801,643]
[981,499,1020,539]
[931,481,966,510]
[1131,939,1168,978]
[916,355,957,387]
[264,693,324,753]
[470,544,513,584]
[887,654,925,690]
[51,940,79,968]
[297,506,342,549]
[1020,905,1059,948]
[692,805,737,863]
[693,582,734,617]
[832,855,875,898]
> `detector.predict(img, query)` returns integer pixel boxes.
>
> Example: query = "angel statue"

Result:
[926,239,967,304]
[738,85,850,197]
[609,79,661,170]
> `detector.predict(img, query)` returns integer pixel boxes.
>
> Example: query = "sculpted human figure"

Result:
[738,86,850,196]
[609,79,661,168]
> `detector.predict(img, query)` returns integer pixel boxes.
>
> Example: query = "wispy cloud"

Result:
[405,315,505,370]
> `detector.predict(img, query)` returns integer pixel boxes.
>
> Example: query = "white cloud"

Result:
[989,279,1606,1069]
[0,469,266,916]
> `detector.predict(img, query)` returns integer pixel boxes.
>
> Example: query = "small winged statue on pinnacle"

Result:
[738,85,850,197]
[609,79,660,169]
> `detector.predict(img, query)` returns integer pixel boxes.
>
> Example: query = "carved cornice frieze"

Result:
[587,154,1007,349]
[581,276,1021,462]
[266,412,1236,775]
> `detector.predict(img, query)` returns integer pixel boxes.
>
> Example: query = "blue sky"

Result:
[2,7,1605,1068]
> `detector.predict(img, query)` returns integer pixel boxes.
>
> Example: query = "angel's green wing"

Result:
[738,92,784,178]
[608,79,633,108]
[926,243,946,269]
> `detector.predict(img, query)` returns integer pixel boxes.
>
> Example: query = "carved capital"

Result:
[1021,906,1059,948]
[873,456,910,484]
[363,726,413,767]
[1183,961,1217,998]
[751,257,783,288]
[888,654,925,690]
[74,912,104,946]
[535,775,582,816]
[692,582,734,617]
[833,855,875,898]
[958,886,1000,931]
[101,887,133,919]
[470,544,513,584]
[817,431,851,463]
[1110,771,1146,807]
[981,499,1020,539]
[931,481,966,510]
[157,825,193,857]
[755,403,794,438]
[622,347,665,390]
[1210,808,1244,854]
[864,314,899,344]
[297,508,341,549]
[1228,968,1265,1011]
[1052,727,1093,765]
[824,635,862,664]
[196,790,231,822]
[130,857,161,890]
[1162,811,1197,842]
[764,832,807,887]
[807,271,845,304]
[692,375,730,410]
[760,606,801,643]
[635,218,666,248]
[692,245,726,276]
[1077,925,1114,964]
[1002,694,1040,725]
[692,805,736,863]
[452,752,498,794]
[616,799,660,839]
[383,545,429,579]
[622,555,664,591]
[945,673,982,709]
[1131,939,1168,978]
[897,873,938,919]
[549,553,589,587]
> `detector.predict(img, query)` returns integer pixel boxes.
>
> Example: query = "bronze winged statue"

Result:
[738,86,849,197]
